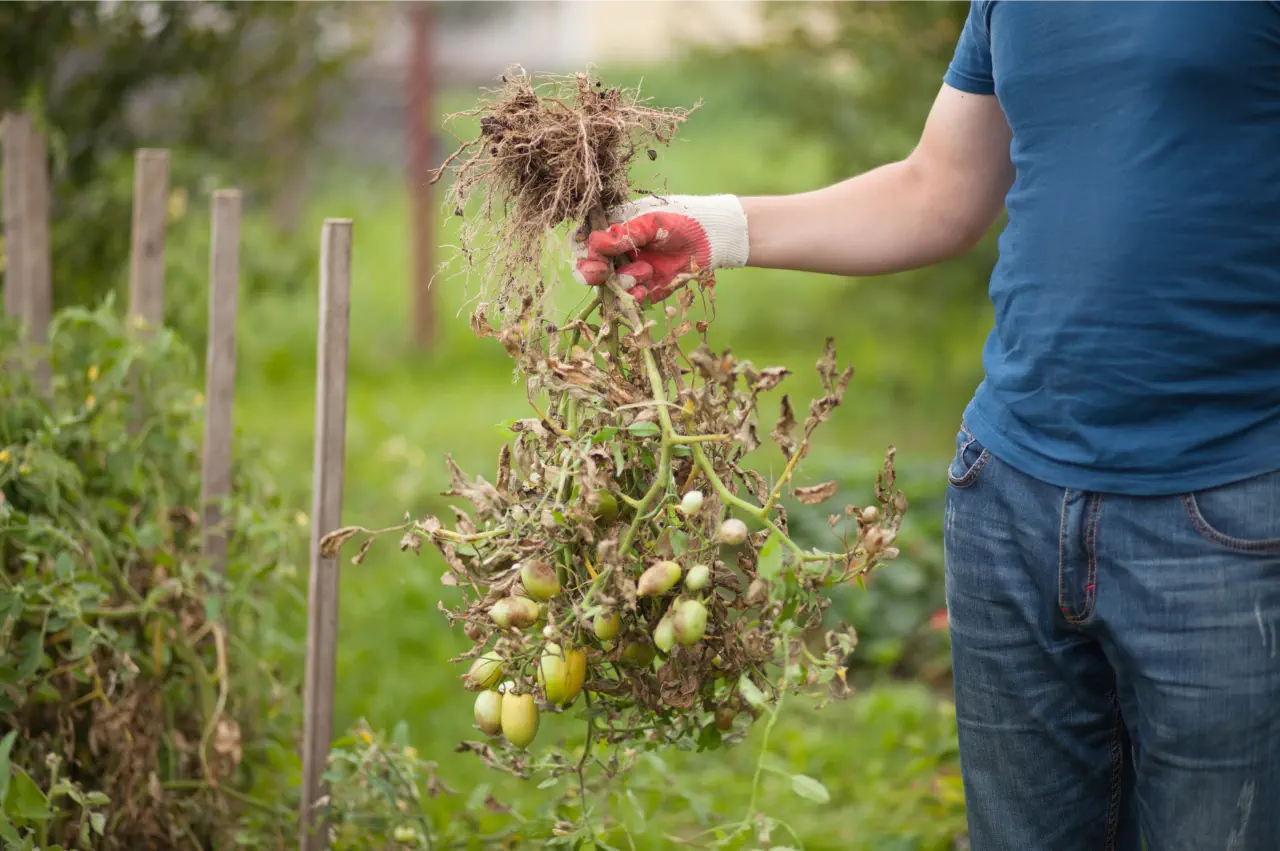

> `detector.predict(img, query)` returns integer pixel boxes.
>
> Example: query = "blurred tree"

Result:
[694,1,999,414]
[0,0,373,310]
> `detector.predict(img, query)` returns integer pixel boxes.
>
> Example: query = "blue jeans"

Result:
[944,424,1280,851]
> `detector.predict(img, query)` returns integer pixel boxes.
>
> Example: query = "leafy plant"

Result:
[0,302,303,848]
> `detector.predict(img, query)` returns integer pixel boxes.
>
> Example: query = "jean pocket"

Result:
[947,424,990,489]
[1183,468,1280,552]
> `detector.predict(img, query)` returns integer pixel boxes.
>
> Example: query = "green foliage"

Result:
[0,303,305,847]
[0,0,370,309]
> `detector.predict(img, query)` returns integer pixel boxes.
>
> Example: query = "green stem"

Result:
[419,526,507,545]
[745,644,791,824]
[162,780,291,816]
[668,433,730,445]
[690,444,806,560]
[761,447,806,517]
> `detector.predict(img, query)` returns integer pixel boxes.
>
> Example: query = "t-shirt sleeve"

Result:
[944,2,995,95]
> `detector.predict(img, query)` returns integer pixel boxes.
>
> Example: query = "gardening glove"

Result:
[571,195,750,304]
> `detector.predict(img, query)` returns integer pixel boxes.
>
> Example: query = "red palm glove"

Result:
[572,195,750,304]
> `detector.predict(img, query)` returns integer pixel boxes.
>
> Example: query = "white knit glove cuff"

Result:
[611,194,750,270]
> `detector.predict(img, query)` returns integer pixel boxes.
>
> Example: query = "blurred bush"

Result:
[0,0,372,311]
[0,303,307,847]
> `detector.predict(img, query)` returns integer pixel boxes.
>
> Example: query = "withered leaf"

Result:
[470,303,496,339]
[816,337,838,393]
[319,526,361,558]
[794,480,839,506]
[444,454,506,518]
[676,287,695,318]
[449,506,478,535]
[750,366,791,393]
[733,418,760,455]
[509,418,550,439]
[736,465,771,504]
[496,444,512,492]
[772,395,797,458]
[352,537,376,565]
[497,327,522,358]
[483,794,513,814]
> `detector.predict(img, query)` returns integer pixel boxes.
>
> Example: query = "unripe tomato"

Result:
[593,611,622,641]
[684,564,711,592]
[586,490,619,523]
[474,690,502,735]
[490,595,539,629]
[653,616,676,653]
[500,691,539,749]
[519,559,561,601]
[672,598,708,646]
[717,518,749,546]
[679,489,704,516]
[538,643,588,706]
[715,706,737,731]
[620,639,656,667]
[466,652,504,690]
[638,561,682,597]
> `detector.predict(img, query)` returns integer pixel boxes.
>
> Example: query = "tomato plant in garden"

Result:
[327,69,908,846]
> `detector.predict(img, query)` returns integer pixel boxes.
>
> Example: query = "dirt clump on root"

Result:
[430,66,698,329]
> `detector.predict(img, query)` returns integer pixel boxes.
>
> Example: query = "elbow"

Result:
[902,156,1002,264]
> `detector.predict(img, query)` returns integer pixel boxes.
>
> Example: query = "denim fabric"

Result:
[944,424,1280,850]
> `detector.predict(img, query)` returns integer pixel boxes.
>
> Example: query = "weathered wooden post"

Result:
[126,148,169,432]
[406,0,437,350]
[2,112,53,395]
[128,149,170,336]
[300,218,353,851]
[200,189,242,575]
[1,114,25,324]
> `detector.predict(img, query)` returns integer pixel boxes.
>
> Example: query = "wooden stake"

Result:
[200,190,242,575]
[128,149,170,337]
[24,121,51,396]
[407,0,437,349]
[300,218,353,851]
[2,113,52,394]
[2,113,28,324]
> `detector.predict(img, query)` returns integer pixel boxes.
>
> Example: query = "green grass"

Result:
[214,61,980,848]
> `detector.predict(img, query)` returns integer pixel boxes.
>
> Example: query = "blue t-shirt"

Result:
[945,1,1280,495]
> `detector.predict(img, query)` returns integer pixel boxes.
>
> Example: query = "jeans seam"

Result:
[1103,689,1123,851]
[1057,489,1070,620]
[1182,493,1280,553]
[1086,495,1102,620]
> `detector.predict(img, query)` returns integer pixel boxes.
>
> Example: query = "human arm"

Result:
[574,83,1014,299]
[739,84,1013,276]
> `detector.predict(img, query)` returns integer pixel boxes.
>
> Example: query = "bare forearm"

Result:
[741,159,986,277]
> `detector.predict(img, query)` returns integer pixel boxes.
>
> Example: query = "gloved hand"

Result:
[571,194,750,304]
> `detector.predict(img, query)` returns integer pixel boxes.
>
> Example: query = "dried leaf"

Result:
[470,303,496,338]
[733,418,760,455]
[750,366,791,393]
[496,445,512,492]
[444,455,506,519]
[319,526,361,558]
[772,395,797,458]
[794,480,838,506]
[351,537,376,565]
